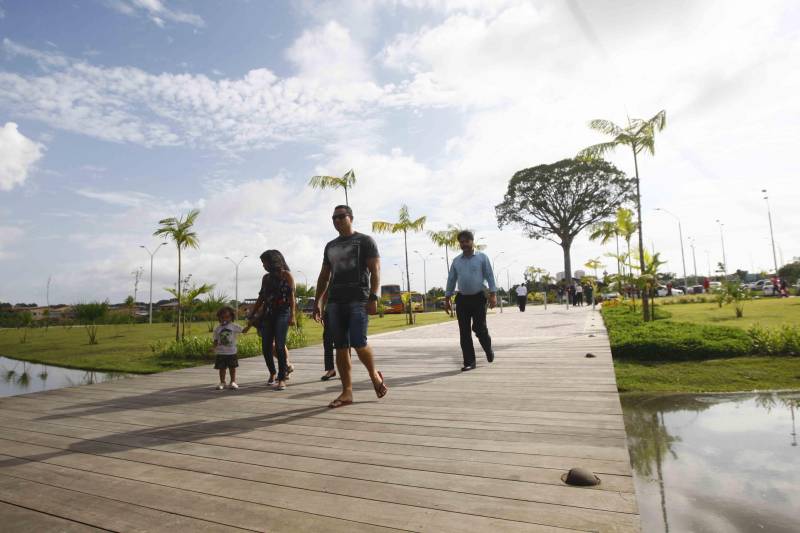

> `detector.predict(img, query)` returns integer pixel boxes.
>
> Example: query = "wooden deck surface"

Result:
[0,305,639,532]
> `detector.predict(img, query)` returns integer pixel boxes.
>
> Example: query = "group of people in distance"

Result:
[558,282,594,307]
[210,205,500,407]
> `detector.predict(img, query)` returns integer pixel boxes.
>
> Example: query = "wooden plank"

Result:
[0,500,107,532]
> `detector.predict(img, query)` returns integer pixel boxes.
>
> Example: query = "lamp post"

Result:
[655,208,687,288]
[761,189,779,275]
[492,252,505,312]
[704,249,711,278]
[715,219,727,277]
[225,255,247,321]
[140,242,168,325]
[394,263,406,292]
[413,251,432,311]
[687,237,698,283]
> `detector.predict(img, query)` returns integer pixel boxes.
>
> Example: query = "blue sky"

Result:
[1,0,799,305]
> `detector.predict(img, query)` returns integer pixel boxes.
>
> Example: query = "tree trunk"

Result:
[344,186,349,206]
[404,230,414,325]
[176,247,181,342]
[633,148,651,321]
[561,239,572,291]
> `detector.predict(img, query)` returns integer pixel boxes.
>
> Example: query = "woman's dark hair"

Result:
[457,230,474,242]
[216,306,235,320]
[259,249,290,273]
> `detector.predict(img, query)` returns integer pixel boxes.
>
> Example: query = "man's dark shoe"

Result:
[461,363,476,372]
[486,350,495,363]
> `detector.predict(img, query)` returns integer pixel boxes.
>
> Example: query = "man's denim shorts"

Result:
[326,301,369,349]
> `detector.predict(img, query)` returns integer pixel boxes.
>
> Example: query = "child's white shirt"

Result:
[213,322,243,355]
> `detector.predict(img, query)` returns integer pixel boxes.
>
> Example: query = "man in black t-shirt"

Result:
[313,205,388,408]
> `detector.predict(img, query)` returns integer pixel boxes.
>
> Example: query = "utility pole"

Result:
[140,242,168,325]
[413,251,431,311]
[655,208,688,287]
[762,189,779,275]
[225,255,247,321]
[715,219,727,277]
[688,237,698,283]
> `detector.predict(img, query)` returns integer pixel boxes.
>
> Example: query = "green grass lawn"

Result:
[659,297,800,329]
[0,312,454,373]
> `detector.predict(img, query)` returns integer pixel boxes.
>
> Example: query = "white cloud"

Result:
[75,188,156,208]
[287,21,371,82]
[0,122,44,191]
[104,0,205,28]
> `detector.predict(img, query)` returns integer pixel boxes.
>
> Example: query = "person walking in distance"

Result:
[313,205,387,408]
[515,283,528,312]
[444,230,497,371]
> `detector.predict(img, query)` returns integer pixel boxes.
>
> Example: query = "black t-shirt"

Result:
[323,232,379,302]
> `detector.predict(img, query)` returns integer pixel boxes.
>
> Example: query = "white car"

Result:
[748,279,771,290]
[762,283,779,296]
[656,286,685,297]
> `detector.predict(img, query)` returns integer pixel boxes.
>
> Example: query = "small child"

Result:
[212,306,243,390]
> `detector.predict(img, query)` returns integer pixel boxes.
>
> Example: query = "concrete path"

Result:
[0,305,639,532]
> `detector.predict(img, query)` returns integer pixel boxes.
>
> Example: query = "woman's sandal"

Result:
[321,371,337,381]
[285,364,295,381]
[373,371,388,398]
[267,374,276,386]
[328,398,352,409]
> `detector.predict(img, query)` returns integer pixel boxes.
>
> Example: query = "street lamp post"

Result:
[715,219,727,277]
[225,255,247,321]
[413,251,432,311]
[688,237,698,283]
[492,252,505,313]
[140,242,168,325]
[762,189,779,275]
[655,208,687,288]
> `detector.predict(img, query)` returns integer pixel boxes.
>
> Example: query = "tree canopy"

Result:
[495,158,635,281]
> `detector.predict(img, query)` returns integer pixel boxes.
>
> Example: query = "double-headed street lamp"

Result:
[655,208,688,287]
[715,219,727,277]
[225,255,247,321]
[687,236,698,282]
[140,242,168,324]
[762,189,779,275]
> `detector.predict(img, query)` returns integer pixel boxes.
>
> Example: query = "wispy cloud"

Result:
[103,0,205,28]
[75,188,156,207]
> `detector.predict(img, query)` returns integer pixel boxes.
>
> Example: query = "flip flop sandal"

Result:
[328,398,353,409]
[373,371,388,399]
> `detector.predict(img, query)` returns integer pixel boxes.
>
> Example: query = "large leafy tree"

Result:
[578,110,666,321]
[309,169,356,205]
[154,209,200,341]
[373,205,426,325]
[495,158,635,286]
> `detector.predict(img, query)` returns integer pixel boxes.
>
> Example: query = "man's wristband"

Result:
[368,293,379,302]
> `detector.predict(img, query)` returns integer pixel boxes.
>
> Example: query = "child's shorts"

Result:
[214,354,239,369]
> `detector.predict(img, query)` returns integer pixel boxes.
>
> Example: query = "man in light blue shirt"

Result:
[444,230,497,371]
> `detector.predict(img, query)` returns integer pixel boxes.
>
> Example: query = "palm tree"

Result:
[578,110,666,321]
[154,209,200,341]
[428,224,486,279]
[373,205,427,325]
[309,169,356,205]
[167,282,214,337]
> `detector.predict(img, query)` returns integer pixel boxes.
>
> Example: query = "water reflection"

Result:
[0,356,129,397]
[622,392,800,533]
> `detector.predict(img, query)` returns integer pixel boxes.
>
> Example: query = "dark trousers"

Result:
[455,293,492,366]
[517,295,527,312]
[261,308,290,380]
[322,307,335,371]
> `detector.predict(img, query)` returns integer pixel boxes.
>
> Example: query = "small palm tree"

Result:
[578,110,666,321]
[373,205,427,325]
[166,282,214,338]
[154,209,200,341]
[309,169,356,205]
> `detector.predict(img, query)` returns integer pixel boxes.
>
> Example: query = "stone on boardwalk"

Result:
[0,305,639,532]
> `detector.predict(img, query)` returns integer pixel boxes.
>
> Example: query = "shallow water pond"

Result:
[0,356,129,397]
[621,392,800,533]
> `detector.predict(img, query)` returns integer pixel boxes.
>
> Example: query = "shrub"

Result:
[747,324,800,356]
[155,335,262,361]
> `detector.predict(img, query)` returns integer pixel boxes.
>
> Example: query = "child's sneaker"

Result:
[229,382,239,390]
[216,382,225,390]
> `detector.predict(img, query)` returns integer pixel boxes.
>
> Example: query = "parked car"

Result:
[656,286,685,297]
[601,292,621,301]
[708,281,722,290]
[762,283,778,296]
[689,285,704,294]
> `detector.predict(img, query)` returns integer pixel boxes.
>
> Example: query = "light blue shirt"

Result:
[445,251,497,297]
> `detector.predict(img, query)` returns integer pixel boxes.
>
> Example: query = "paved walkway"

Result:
[0,305,639,532]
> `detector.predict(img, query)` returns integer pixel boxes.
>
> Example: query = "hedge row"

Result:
[600,305,800,361]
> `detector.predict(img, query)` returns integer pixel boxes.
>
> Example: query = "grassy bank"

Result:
[603,301,800,393]
[0,312,453,373]
[659,296,800,329]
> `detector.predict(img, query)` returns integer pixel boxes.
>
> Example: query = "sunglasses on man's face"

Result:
[332,213,349,221]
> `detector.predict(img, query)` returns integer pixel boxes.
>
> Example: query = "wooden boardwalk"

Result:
[0,305,639,532]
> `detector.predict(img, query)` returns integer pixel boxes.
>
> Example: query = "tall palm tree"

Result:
[309,169,356,205]
[154,209,200,341]
[373,205,426,325]
[578,110,666,321]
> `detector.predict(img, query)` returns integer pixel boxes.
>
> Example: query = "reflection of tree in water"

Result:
[755,392,800,447]
[622,395,713,533]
